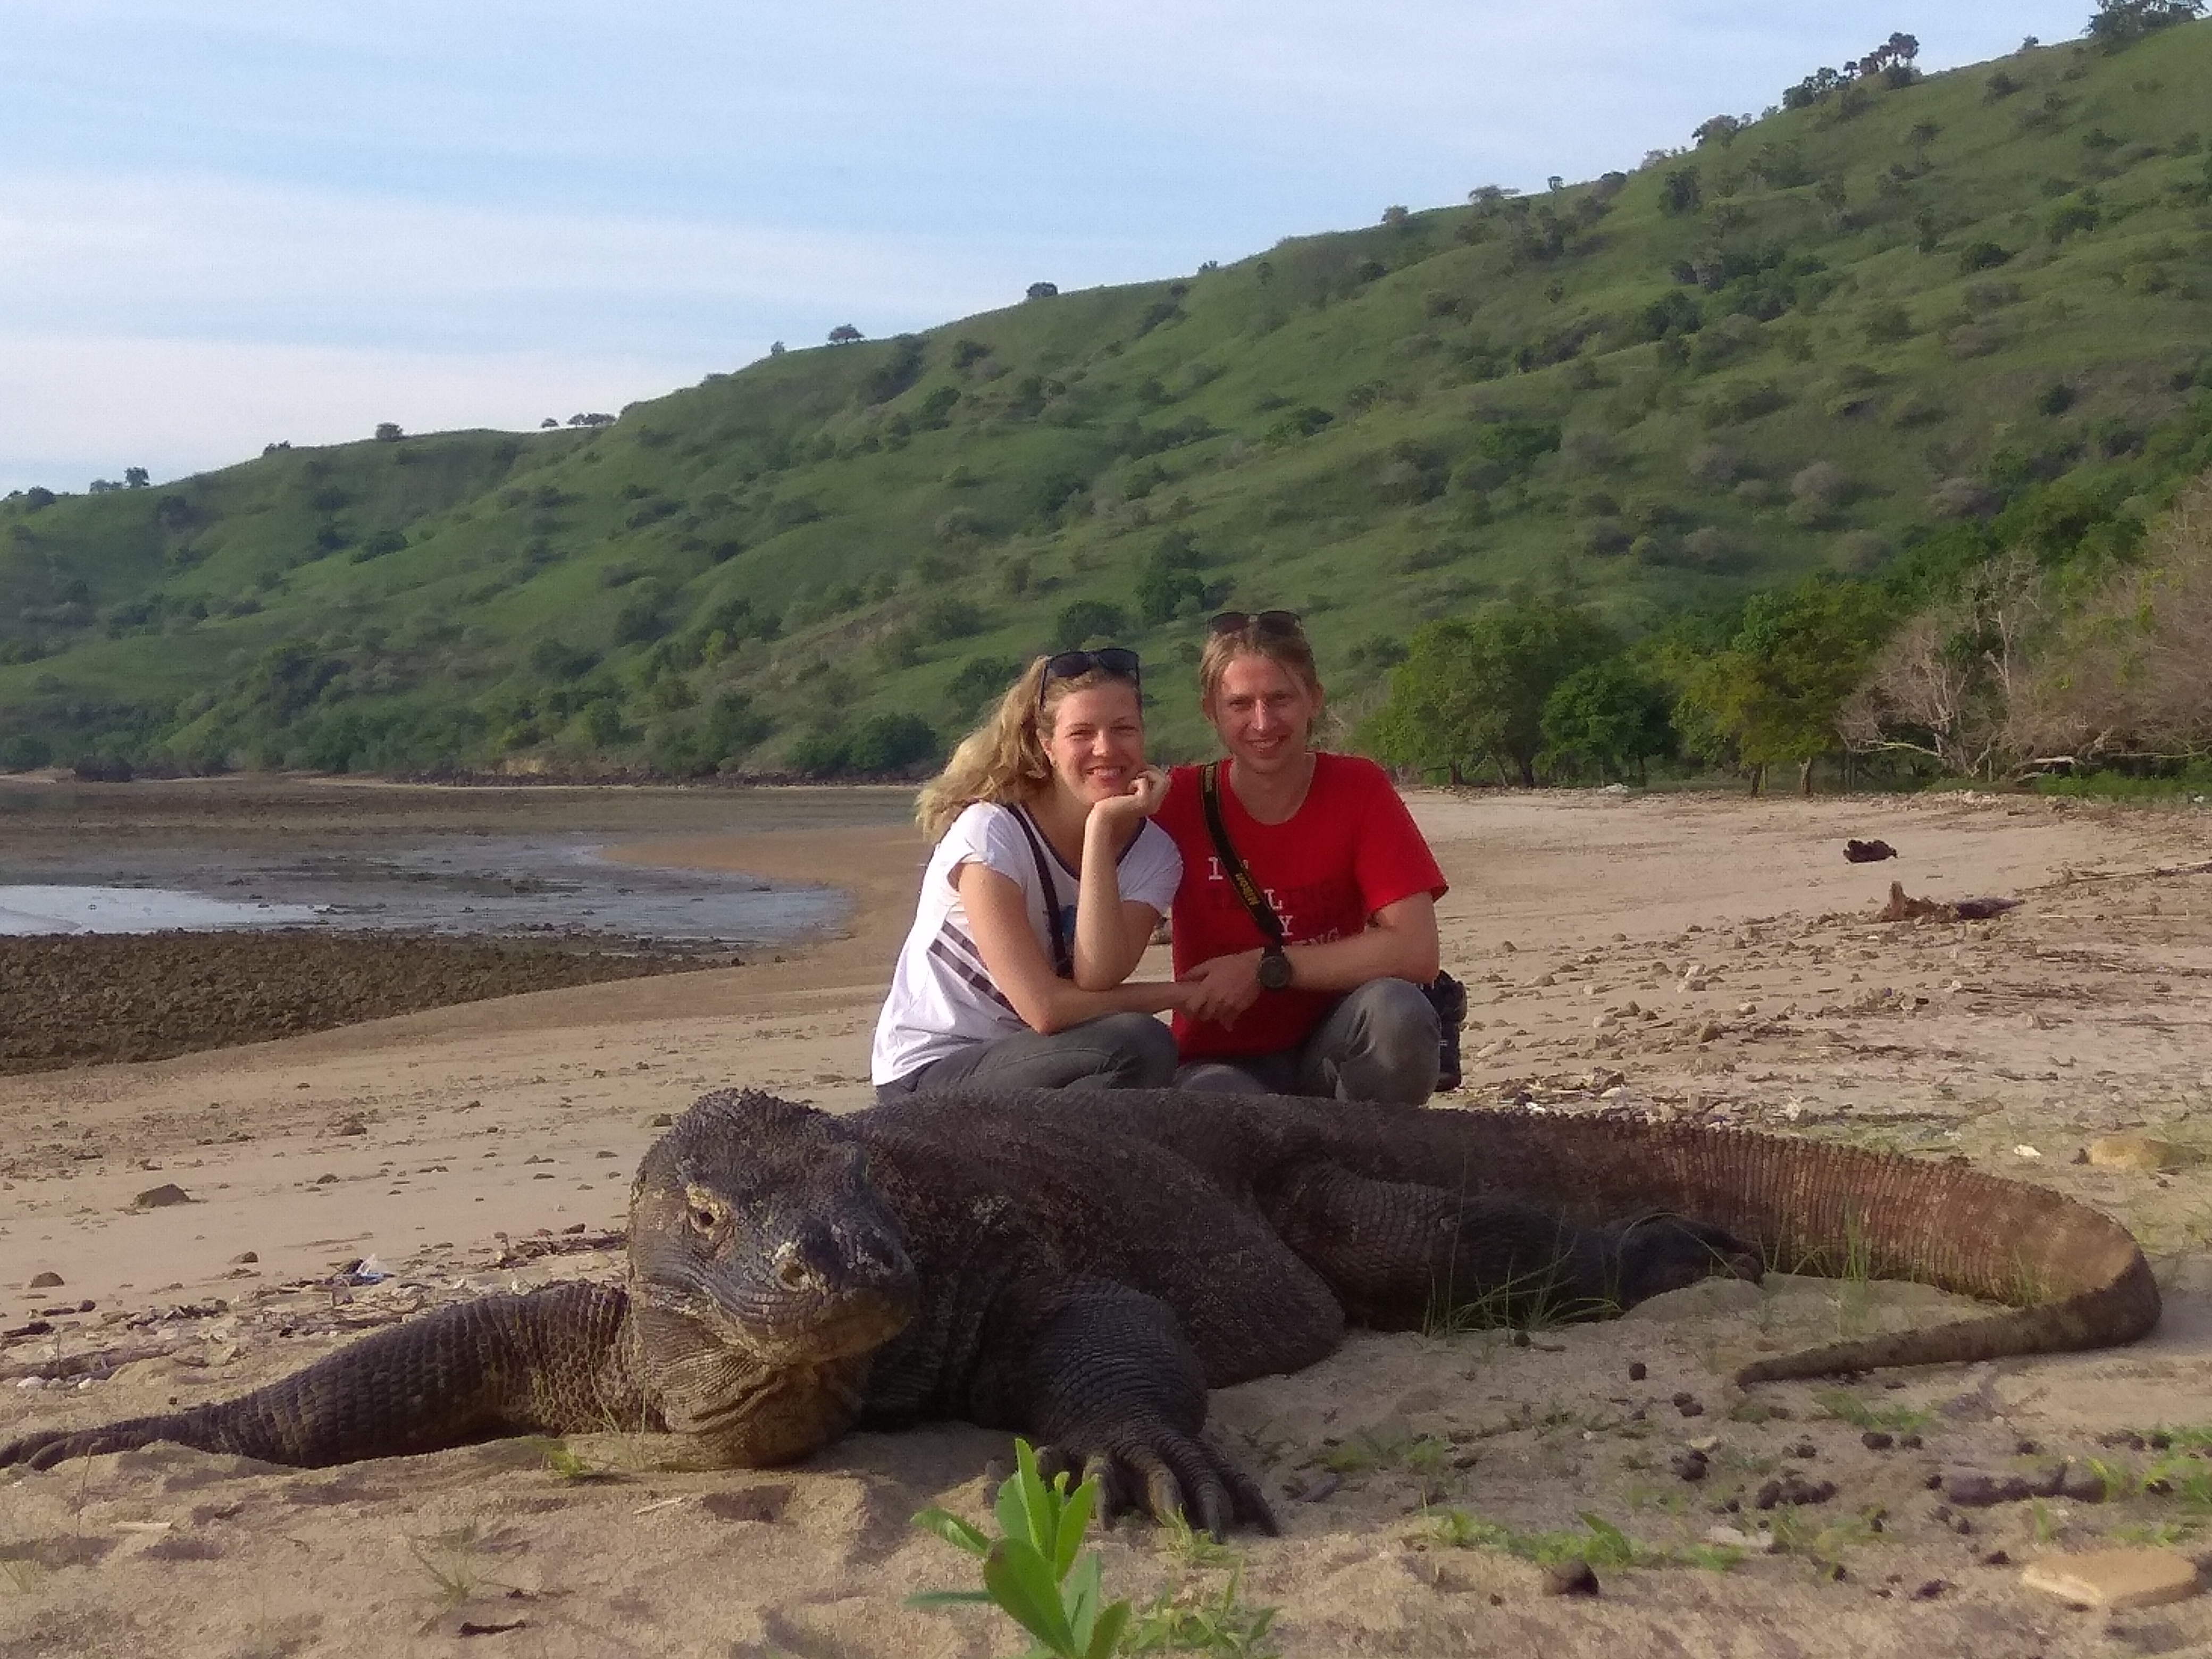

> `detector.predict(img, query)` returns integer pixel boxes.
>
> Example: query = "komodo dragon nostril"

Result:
[772,1246,812,1292]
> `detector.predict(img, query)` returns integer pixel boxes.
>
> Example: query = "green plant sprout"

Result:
[910,1439,1131,1659]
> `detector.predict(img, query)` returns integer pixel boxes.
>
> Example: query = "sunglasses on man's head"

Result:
[1038,647,1141,706]
[1208,609,1303,639]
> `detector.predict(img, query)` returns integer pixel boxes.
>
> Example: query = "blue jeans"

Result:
[878,1012,1179,1101]
[1173,978,1440,1105]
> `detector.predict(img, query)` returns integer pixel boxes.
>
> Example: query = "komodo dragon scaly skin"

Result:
[1,1087,2160,1534]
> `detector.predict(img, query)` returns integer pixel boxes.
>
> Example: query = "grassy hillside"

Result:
[5,20,2212,776]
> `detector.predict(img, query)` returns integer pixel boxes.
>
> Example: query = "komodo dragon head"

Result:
[625,1090,918,1466]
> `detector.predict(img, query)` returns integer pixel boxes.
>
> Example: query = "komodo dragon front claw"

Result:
[1033,1426,1276,1540]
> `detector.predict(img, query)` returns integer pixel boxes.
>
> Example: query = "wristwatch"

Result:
[1256,944,1293,991]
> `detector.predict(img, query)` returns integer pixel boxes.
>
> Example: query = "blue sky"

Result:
[0,2,2094,492]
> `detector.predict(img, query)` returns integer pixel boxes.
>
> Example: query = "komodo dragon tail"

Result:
[1327,1108,2160,1386]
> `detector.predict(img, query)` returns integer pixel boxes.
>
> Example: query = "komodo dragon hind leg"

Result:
[1268,1164,1762,1331]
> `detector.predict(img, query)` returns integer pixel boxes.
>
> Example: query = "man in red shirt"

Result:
[1156,610,1448,1103]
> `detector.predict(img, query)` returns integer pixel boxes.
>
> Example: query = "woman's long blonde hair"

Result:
[915,656,1135,840]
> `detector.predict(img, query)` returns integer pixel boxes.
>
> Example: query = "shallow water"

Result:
[0,841,839,942]
[0,884,321,935]
[0,783,912,944]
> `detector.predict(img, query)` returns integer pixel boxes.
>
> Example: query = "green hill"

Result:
[5,18,2212,777]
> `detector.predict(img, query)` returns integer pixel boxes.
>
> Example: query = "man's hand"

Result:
[1180,949,1263,1027]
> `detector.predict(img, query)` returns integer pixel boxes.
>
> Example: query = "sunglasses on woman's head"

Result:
[1208,609,1303,639]
[1038,647,1141,706]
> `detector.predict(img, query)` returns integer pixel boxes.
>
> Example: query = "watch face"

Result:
[1258,949,1292,991]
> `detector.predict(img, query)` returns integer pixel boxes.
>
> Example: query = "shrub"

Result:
[920,597,986,642]
[1931,477,2000,518]
[1053,600,1129,650]
[1687,443,1741,487]
[1559,430,1618,471]
[1681,526,1733,567]
[2036,381,2077,416]
[613,592,668,645]
[0,733,54,771]
[1025,281,1059,300]
[1473,420,1562,471]
[1578,517,1632,556]
[1862,304,1914,345]
[1956,241,2012,274]
[1791,461,1852,509]
[2047,199,2102,242]
[1699,380,1789,427]
[946,656,1025,716]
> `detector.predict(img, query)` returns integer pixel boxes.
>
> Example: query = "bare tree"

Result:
[1839,551,2046,777]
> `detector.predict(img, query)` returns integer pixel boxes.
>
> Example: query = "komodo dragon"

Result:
[1,1087,2160,1534]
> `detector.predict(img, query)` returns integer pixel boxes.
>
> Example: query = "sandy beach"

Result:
[7,784,2212,1656]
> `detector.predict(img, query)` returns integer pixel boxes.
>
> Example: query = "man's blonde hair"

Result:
[1197,617,1322,707]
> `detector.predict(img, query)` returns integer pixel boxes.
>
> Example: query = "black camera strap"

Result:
[1198,762,1284,945]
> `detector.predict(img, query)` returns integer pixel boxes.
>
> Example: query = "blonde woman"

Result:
[871,648,1192,1098]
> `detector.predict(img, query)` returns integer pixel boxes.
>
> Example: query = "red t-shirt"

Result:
[1156,752,1447,1059]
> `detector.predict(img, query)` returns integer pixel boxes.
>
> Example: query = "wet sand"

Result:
[6,786,2212,1656]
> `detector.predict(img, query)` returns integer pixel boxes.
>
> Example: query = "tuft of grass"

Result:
[1415,1506,1737,1573]
[1122,1563,1281,1657]
[407,1521,499,1625]
[1812,1389,1931,1432]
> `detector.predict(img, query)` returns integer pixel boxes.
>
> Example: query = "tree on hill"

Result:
[1362,601,1616,786]
[1025,282,1059,300]
[2085,1,2205,50]
[827,324,864,344]
[374,422,404,442]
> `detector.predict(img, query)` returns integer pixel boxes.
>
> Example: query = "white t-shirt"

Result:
[870,801,1182,1086]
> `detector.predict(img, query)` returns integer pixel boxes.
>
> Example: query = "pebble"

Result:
[1703,1524,1777,1553]
[1861,1431,1893,1451]
[1754,1474,1836,1510]
[28,1271,63,1289]
[2022,1548,2202,1611]
[134,1183,194,1209]
[1540,1560,1598,1597]
[1627,1361,1647,1382]
[1670,1450,1708,1482]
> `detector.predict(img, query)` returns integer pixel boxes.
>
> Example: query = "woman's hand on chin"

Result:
[1089,765,1169,830]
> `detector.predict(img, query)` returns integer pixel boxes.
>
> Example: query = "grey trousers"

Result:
[1173,978,1440,1105]
[878,1011,1180,1101]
